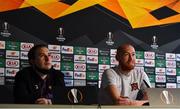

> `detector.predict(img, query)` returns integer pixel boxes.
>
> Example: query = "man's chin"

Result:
[43,65,52,70]
[129,64,135,69]
[123,65,135,71]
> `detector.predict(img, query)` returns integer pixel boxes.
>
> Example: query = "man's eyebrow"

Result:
[120,52,129,55]
[121,51,135,54]
[123,52,129,54]
[39,53,46,55]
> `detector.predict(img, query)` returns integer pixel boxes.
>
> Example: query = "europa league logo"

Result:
[106,32,114,46]
[68,88,83,104]
[160,90,174,104]
[56,27,66,42]
[0,22,11,37]
[151,35,158,49]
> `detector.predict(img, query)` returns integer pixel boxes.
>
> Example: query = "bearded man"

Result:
[98,43,151,106]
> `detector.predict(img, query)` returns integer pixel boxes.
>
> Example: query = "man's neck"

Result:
[118,65,131,76]
[33,66,48,80]
[36,71,47,80]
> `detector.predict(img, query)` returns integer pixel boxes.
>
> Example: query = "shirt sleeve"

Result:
[101,69,117,89]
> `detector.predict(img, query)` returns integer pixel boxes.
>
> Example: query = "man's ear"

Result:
[115,54,120,61]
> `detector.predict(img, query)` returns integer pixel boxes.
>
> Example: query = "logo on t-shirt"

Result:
[131,82,139,91]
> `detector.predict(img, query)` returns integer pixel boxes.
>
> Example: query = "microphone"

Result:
[142,80,151,106]
[136,80,150,100]
[137,80,150,105]
[143,80,150,88]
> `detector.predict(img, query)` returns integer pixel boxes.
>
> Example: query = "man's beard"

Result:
[120,63,135,71]
[34,65,52,75]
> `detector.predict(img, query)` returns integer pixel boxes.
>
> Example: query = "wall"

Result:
[0,0,180,104]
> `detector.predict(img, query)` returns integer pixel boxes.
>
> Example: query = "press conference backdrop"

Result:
[0,40,180,104]
[0,0,180,104]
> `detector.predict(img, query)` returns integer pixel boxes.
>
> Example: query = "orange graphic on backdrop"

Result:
[0,0,179,28]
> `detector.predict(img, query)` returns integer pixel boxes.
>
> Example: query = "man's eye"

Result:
[39,55,44,57]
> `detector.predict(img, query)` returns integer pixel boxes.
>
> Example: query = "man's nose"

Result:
[45,55,51,61]
[129,54,133,60]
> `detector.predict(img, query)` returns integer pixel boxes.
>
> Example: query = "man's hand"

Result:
[35,98,52,104]
[115,96,130,105]
[115,96,148,106]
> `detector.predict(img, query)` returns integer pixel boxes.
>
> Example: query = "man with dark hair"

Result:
[14,44,67,104]
[99,43,151,106]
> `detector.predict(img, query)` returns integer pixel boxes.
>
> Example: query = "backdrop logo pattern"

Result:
[0,0,179,28]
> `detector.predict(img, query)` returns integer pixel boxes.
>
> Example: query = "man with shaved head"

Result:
[99,43,151,106]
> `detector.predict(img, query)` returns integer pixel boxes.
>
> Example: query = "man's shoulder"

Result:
[103,67,119,77]
[15,67,33,79]
[17,67,33,74]
[49,68,65,86]
[105,67,115,71]
[105,67,118,73]
[50,68,64,77]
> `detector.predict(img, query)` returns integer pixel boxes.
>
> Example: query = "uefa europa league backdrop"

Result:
[0,0,180,104]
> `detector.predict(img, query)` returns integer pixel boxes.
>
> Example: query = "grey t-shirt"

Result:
[98,67,151,104]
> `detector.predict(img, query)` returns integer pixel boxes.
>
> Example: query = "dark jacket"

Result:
[14,66,68,104]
